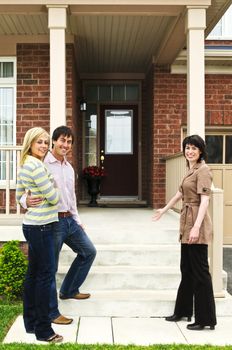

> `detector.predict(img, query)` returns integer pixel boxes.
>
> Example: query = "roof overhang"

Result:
[0,0,231,74]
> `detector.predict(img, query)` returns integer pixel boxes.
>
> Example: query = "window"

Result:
[206,133,232,164]
[207,5,232,39]
[85,83,139,103]
[0,58,16,182]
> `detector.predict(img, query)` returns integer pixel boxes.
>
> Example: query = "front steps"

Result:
[57,208,231,317]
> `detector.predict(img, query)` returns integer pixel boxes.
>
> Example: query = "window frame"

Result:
[0,57,17,186]
[207,5,232,40]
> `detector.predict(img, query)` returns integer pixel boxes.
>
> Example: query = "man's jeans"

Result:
[23,223,55,340]
[49,217,97,320]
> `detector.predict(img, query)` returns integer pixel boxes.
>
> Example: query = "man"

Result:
[21,126,97,325]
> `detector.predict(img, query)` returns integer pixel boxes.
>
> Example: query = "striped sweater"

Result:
[16,155,59,225]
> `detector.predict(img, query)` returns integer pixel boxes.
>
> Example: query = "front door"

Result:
[100,105,138,196]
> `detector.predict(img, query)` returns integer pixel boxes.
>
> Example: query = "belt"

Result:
[58,212,72,218]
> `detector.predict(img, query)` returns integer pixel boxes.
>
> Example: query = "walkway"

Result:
[4,315,232,345]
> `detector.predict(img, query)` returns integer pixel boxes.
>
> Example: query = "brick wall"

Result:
[17,44,50,143]
[205,74,232,125]
[17,43,76,143]
[151,67,232,208]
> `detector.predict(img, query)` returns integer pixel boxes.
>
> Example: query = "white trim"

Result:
[0,57,17,184]
[171,65,232,74]
[171,49,232,74]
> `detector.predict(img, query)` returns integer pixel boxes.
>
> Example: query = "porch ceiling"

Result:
[0,0,231,74]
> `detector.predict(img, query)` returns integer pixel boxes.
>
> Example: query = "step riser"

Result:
[59,298,232,317]
[57,272,181,290]
[87,229,179,245]
[57,272,227,291]
[59,250,180,267]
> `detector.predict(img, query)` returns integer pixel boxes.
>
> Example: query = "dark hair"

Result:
[182,134,207,164]
[52,126,74,144]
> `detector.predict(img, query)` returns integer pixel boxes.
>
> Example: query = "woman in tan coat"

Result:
[153,134,216,330]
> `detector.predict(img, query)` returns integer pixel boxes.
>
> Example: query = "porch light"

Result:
[80,99,87,112]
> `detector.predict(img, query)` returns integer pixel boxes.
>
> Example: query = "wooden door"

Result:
[100,105,138,196]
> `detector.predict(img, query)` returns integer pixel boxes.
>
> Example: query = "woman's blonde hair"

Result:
[20,127,50,165]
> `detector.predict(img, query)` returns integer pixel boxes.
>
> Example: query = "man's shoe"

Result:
[59,293,91,300]
[187,323,215,330]
[165,314,191,322]
[52,315,73,325]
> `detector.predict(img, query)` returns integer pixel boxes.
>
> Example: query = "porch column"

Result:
[47,6,67,133]
[185,7,206,139]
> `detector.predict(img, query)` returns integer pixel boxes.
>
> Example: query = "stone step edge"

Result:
[58,265,227,276]
[60,244,180,251]
[58,265,181,274]
[57,289,231,301]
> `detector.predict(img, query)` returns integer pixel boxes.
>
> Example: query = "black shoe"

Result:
[187,323,215,330]
[165,314,191,322]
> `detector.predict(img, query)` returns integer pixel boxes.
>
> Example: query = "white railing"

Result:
[0,146,22,216]
[166,153,225,297]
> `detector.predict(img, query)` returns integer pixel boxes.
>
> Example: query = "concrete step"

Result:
[58,290,232,317]
[59,244,180,267]
[57,265,228,291]
[83,227,179,245]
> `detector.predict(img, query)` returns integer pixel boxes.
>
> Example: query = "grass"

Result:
[0,302,22,343]
[0,302,232,349]
[0,345,232,350]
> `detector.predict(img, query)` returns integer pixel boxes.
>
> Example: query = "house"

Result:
[0,0,232,243]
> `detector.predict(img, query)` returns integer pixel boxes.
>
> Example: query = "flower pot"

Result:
[86,178,101,207]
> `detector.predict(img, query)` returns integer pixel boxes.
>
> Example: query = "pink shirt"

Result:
[44,152,81,224]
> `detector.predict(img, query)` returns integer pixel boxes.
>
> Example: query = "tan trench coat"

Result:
[179,161,213,244]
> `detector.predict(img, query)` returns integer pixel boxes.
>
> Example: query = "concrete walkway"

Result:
[4,315,232,345]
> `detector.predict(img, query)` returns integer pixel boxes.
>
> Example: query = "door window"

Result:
[105,110,133,154]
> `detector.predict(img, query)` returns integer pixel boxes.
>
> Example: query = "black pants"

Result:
[174,244,217,326]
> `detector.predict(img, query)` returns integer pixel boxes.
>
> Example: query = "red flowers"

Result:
[82,166,107,179]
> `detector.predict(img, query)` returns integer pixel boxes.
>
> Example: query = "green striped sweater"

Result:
[16,155,59,225]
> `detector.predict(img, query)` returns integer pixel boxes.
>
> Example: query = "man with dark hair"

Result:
[21,125,97,325]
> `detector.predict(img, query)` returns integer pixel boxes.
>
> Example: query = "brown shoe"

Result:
[60,292,91,300]
[52,315,73,325]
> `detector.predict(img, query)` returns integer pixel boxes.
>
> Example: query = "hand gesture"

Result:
[152,209,164,221]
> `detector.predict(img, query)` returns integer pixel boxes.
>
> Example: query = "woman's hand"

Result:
[152,209,164,221]
[188,226,200,244]
[26,191,43,207]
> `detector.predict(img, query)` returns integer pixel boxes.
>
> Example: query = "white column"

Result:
[185,7,206,139]
[47,6,67,134]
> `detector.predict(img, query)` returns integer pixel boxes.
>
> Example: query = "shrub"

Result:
[0,240,28,301]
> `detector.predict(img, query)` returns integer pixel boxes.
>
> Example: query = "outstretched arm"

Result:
[152,190,182,221]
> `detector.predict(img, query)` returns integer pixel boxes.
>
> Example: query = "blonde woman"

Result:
[16,127,63,343]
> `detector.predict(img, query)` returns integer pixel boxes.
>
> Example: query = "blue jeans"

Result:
[23,223,56,340]
[49,217,97,320]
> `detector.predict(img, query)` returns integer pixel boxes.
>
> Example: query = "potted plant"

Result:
[82,166,106,207]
